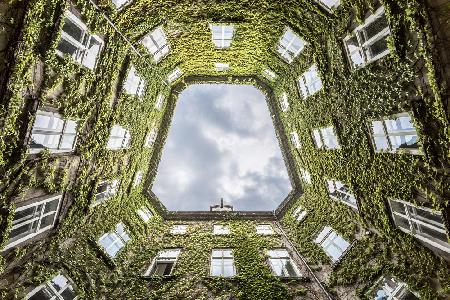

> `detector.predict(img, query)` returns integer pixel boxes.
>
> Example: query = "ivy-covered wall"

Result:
[0,0,449,299]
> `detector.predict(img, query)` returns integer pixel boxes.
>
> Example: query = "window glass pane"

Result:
[50,274,68,292]
[60,134,76,150]
[283,260,299,277]
[223,260,235,277]
[210,263,222,276]
[389,135,418,151]
[62,17,84,42]
[374,136,389,150]
[364,35,389,59]
[413,208,444,226]
[30,134,61,149]
[154,262,174,276]
[414,221,449,244]
[60,285,77,300]
[385,116,414,133]
[13,206,40,223]
[313,130,322,148]
[34,114,64,132]
[371,121,385,135]
[39,213,56,229]
[116,223,130,242]
[44,199,60,214]
[345,34,364,67]
[9,221,38,240]
[315,226,332,244]
[389,200,406,215]
[57,37,79,58]
[393,214,411,232]
[359,13,389,43]
[64,120,78,134]
[29,286,54,300]
[82,36,102,69]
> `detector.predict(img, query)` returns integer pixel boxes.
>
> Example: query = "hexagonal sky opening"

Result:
[152,83,292,211]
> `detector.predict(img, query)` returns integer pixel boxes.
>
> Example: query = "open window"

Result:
[326,179,358,210]
[344,7,391,69]
[98,222,131,258]
[29,110,78,154]
[368,275,419,300]
[4,194,62,251]
[144,248,182,276]
[267,249,301,278]
[56,10,103,70]
[25,273,77,300]
[314,226,350,262]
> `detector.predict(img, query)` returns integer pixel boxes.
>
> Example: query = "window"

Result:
[56,11,103,70]
[137,206,153,222]
[290,132,301,149]
[314,226,350,262]
[312,126,340,149]
[300,168,311,184]
[98,222,131,258]
[369,275,419,300]
[145,128,157,147]
[92,179,119,207]
[370,112,420,154]
[4,194,62,250]
[215,62,230,71]
[293,206,307,222]
[25,273,77,300]
[123,66,146,98]
[263,69,277,81]
[133,171,144,187]
[29,110,78,154]
[141,27,169,63]
[277,28,306,63]
[317,0,340,10]
[297,65,322,98]
[267,249,301,277]
[388,199,450,253]
[107,125,131,150]
[326,179,357,210]
[210,249,236,277]
[112,0,131,9]
[344,7,391,69]
[155,94,165,110]
[209,24,234,49]
[280,92,289,112]
[167,67,183,83]
[144,249,182,276]
[171,224,188,234]
[213,224,230,235]
[256,224,274,235]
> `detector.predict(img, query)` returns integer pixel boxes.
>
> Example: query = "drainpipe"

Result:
[86,0,169,87]
[273,218,334,300]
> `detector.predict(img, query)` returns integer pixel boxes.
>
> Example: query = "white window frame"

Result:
[167,67,183,83]
[300,168,311,184]
[141,26,170,63]
[92,179,119,207]
[29,110,78,154]
[25,273,78,300]
[137,206,153,222]
[210,249,236,277]
[209,24,235,49]
[369,275,420,300]
[370,112,420,155]
[267,249,302,278]
[277,27,307,63]
[263,69,277,81]
[123,65,146,98]
[133,171,144,187]
[326,179,358,210]
[145,128,157,147]
[314,226,350,262]
[256,224,274,235]
[144,248,182,276]
[312,126,340,149]
[297,64,323,98]
[107,125,131,150]
[279,92,289,112]
[171,224,188,235]
[213,224,230,235]
[293,206,307,222]
[4,194,62,251]
[215,62,230,71]
[56,10,103,70]
[388,198,450,253]
[316,0,340,10]
[290,132,301,149]
[98,222,130,258]
[155,94,165,110]
[343,6,391,69]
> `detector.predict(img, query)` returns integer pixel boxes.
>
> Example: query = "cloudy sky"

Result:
[152,84,291,211]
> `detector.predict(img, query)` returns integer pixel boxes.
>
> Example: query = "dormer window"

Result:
[142,27,170,63]
[167,67,183,83]
[215,62,230,71]
[123,65,146,98]
[56,10,103,70]
[29,110,78,154]
[344,7,391,69]
[107,125,131,150]
[297,65,323,98]
[209,24,234,49]
[277,28,306,63]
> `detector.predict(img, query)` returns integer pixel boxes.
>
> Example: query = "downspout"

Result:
[273,216,334,300]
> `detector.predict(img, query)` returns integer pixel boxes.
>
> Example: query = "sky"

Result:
[152,84,291,211]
